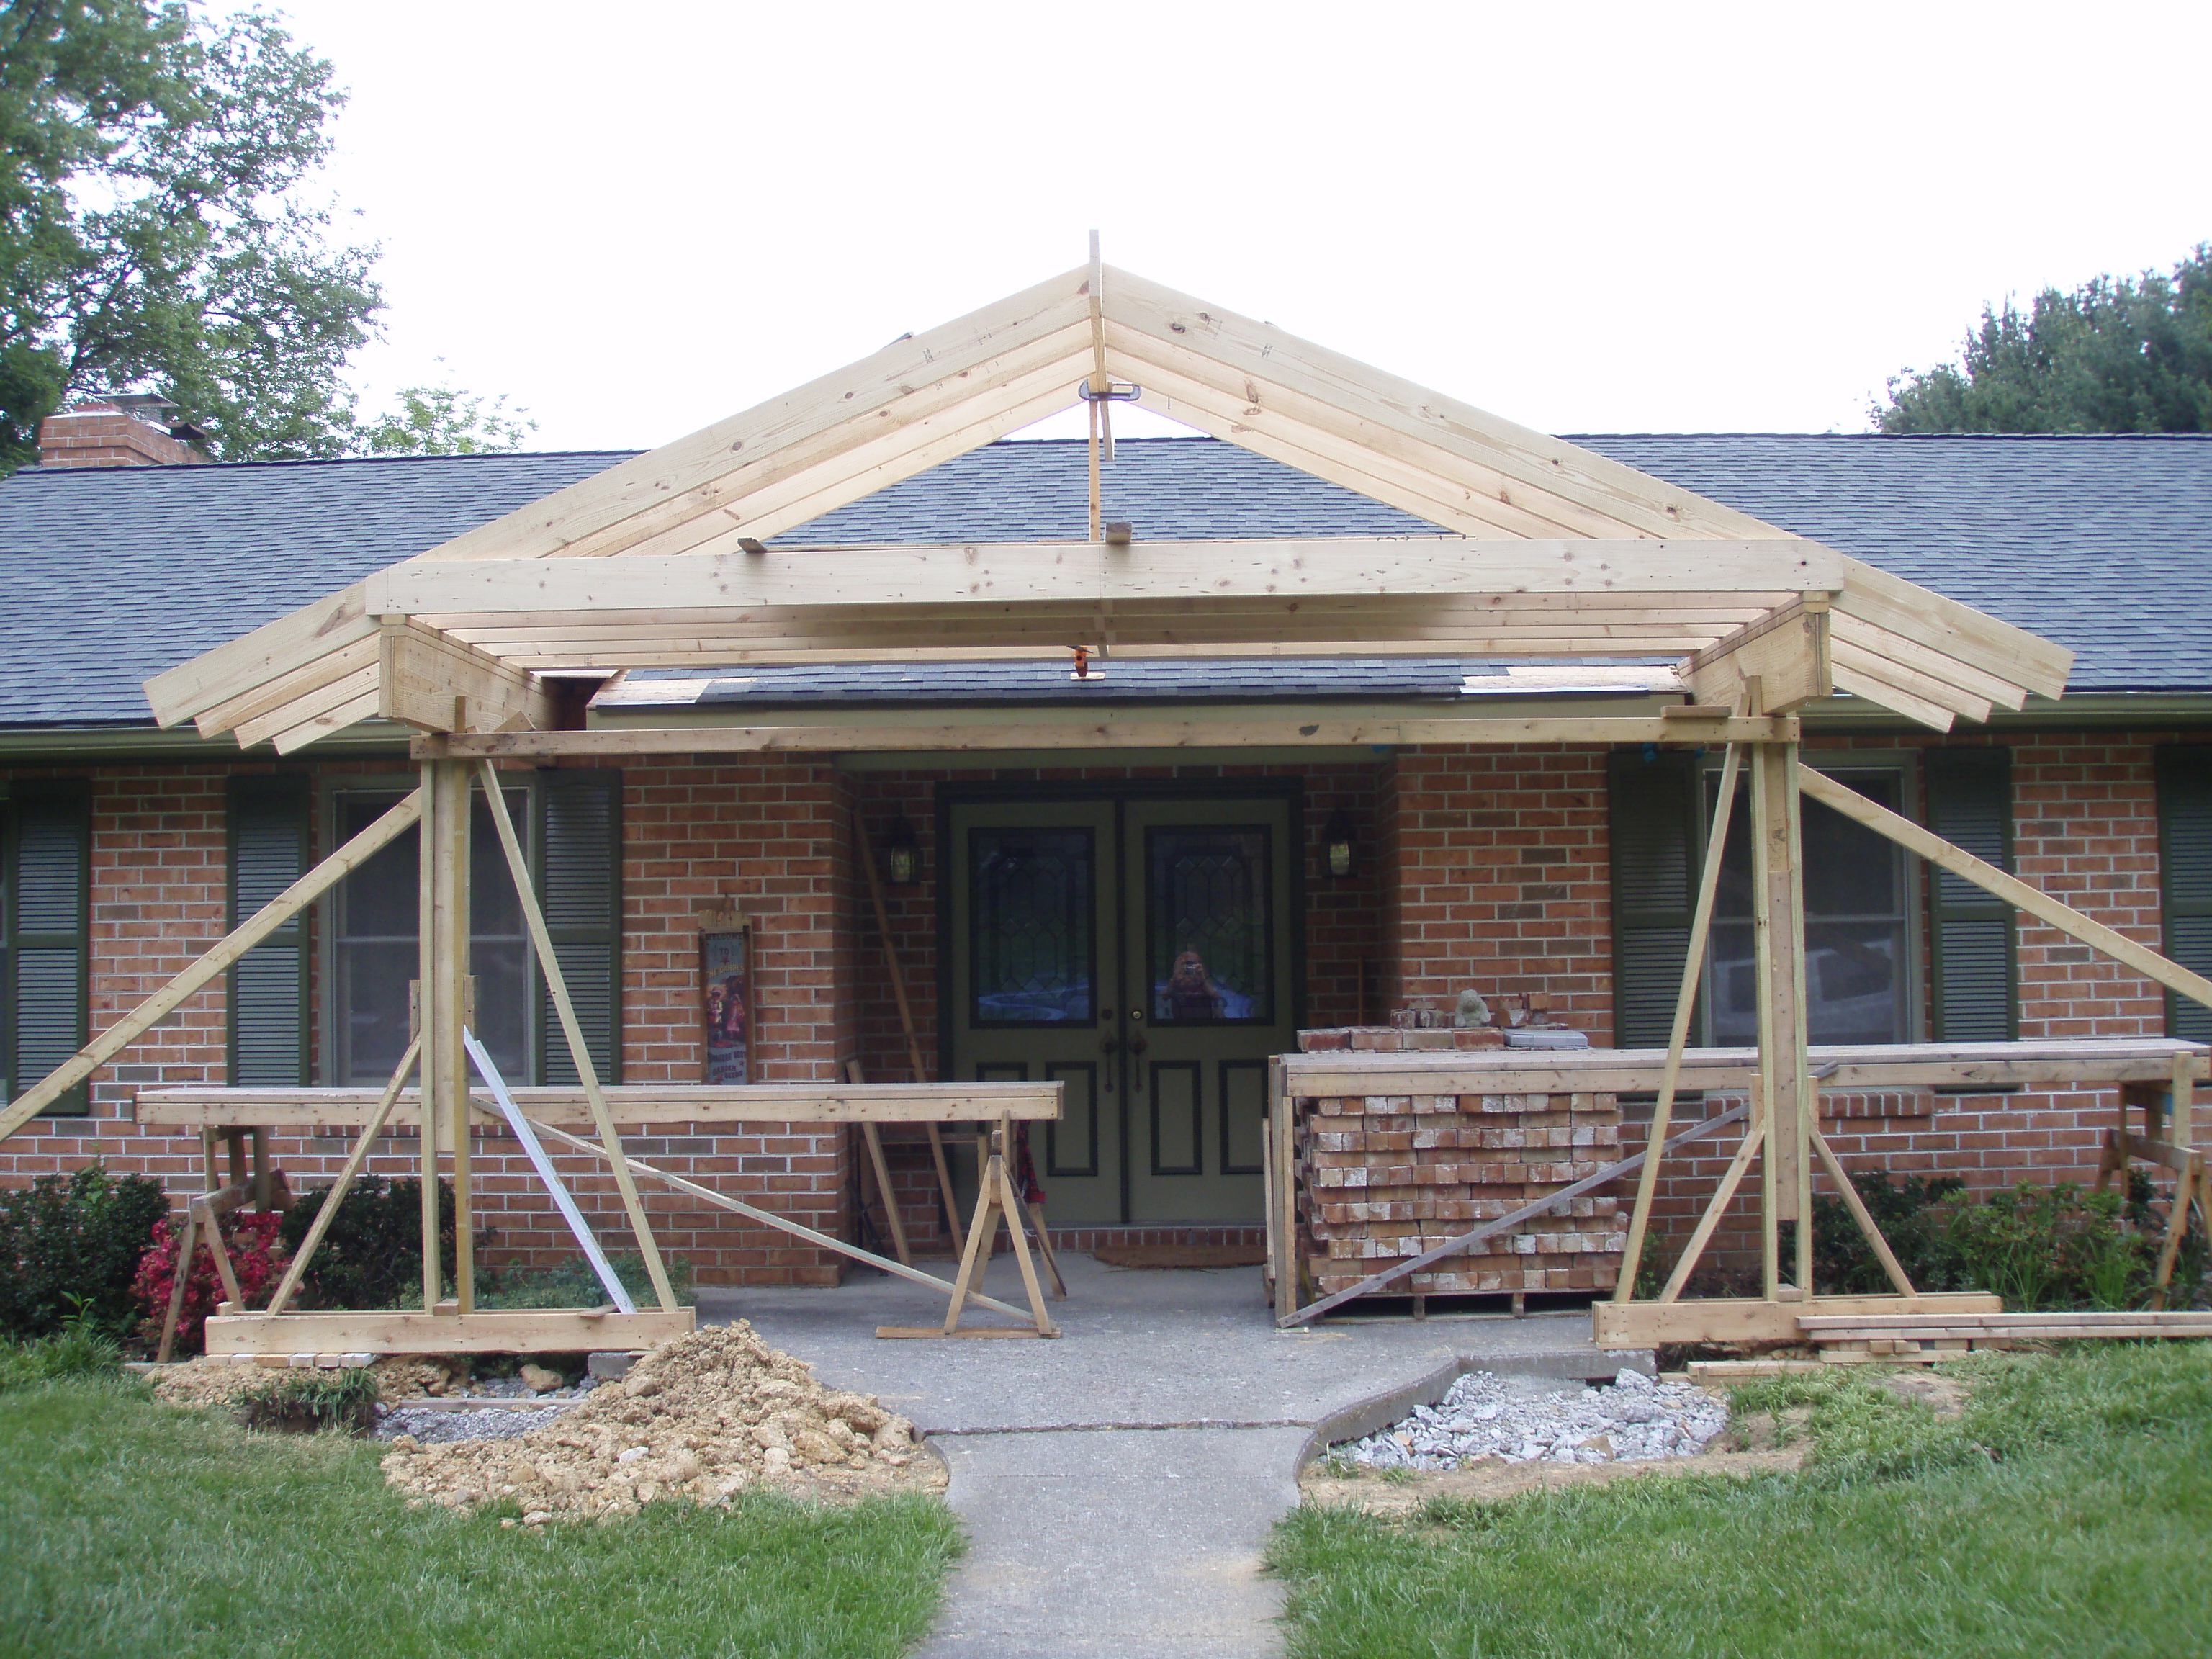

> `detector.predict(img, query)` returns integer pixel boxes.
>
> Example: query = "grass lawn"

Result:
[1,1374,963,1659]
[1268,1344,2212,1659]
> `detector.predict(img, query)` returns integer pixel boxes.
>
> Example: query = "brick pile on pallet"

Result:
[1292,1027,1624,1299]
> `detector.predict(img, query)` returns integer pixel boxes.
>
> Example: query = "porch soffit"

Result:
[143,261,2074,752]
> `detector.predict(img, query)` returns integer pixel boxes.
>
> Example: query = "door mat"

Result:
[1092,1244,1269,1270]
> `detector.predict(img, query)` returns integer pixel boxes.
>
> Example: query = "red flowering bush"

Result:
[130,1211,287,1356]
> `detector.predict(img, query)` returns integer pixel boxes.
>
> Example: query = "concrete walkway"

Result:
[699,1254,1645,1659]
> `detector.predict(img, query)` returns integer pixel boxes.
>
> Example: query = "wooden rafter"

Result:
[140,258,2075,751]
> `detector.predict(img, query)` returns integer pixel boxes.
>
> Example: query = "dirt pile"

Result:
[152,1353,457,1411]
[378,1321,938,1521]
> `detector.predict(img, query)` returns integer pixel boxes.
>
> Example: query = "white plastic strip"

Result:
[462,1025,635,1315]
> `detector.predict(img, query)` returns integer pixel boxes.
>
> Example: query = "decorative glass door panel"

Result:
[948,791,1297,1228]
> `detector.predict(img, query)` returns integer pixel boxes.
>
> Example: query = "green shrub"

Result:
[233,1367,379,1434]
[0,1164,170,1339]
[1813,1170,2206,1310]
[478,1252,696,1309]
[276,1176,457,1310]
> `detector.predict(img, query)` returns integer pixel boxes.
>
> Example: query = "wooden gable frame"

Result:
[144,261,2072,750]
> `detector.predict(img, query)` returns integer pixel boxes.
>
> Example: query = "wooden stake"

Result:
[0,788,423,1146]
[155,1208,198,1364]
[1661,1086,1766,1303]
[1810,1125,1915,1295]
[856,814,964,1254]
[475,762,677,1310]
[196,1197,246,1309]
[2149,1153,2202,1310]
[1617,740,1743,1301]
[266,1035,422,1316]
[845,1059,912,1265]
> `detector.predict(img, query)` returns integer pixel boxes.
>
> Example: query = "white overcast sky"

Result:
[230,1,2211,453]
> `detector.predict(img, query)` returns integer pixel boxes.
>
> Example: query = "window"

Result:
[321,772,622,1087]
[2,783,90,1115]
[2157,746,2212,1043]
[1610,752,1950,1048]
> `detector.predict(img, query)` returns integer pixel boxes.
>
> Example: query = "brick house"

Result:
[4,296,2209,1296]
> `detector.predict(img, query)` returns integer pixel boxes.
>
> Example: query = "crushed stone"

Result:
[150,1354,462,1411]
[378,1403,579,1444]
[377,1321,940,1520]
[1334,1368,1730,1470]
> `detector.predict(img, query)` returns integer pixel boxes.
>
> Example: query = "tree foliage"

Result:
[1,3,531,471]
[1878,246,2212,433]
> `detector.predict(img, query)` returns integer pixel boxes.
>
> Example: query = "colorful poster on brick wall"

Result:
[701,923,750,1084]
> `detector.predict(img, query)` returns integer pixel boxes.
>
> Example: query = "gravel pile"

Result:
[379,1321,935,1521]
[376,1403,580,1444]
[1336,1369,1729,1470]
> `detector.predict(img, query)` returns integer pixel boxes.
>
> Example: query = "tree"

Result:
[1,3,532,472]
[356,382,535,457]
[1877,246,2212,434]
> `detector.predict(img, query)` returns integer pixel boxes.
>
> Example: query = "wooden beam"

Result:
[145,583,374,729]
[1683,598,1833,712]
[417,715,1799,762]
[1832,660,1959,732]
[367,540,1848,617]
[133,1079,1066,1128]
[379,620,554,735]
[203,1307,696,1356]
[1832,558,2072,701]
[1830,637,1992,724]
[1828,611,2028,713]
[1100,266,1789,542]
[195,634,381,739]
[476,761,677,1311]
[1797,768,2212,1014]
[1593,1292,2002,1349]
[265,1035,421,1316]
[0,790,425,1146]
[1750,739,1813,1288]
[270,687,382,754]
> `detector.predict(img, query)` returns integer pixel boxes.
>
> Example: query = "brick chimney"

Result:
[36,399,209,469]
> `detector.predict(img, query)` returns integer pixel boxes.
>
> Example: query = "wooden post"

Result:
[845,1059,912,1265]
[415,763,444,1311]
[1617,741,1743,1301]
[1270,1056,1300,1323]
[1751,740,1812,1298]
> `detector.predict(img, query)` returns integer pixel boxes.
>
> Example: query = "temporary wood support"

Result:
[265,1035,422,1316]
[885,1115,1059,1339]
[1593,1293,2002,1349]
[204,1308,697,1357]
[0,789,424,1147]
[846,1059,912,1267]
[506,1105,1041,1326]
[855,820,966,1254]
[1617,741,1743,1300]
[475,761,678,1310]
[1751,739,1813,1294]
[421,759,472,1310]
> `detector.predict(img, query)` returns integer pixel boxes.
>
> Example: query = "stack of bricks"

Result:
[1290,1026,1624,1298]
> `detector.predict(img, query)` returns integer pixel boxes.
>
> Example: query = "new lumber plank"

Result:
[1592,1293,2002,1349]
[204,1308,696,1356]
[133,1079,1064,1128]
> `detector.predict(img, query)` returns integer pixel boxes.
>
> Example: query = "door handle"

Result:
[1099,1032,1120,1093]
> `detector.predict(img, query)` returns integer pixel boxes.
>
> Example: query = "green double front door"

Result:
[945,790,1298,1226]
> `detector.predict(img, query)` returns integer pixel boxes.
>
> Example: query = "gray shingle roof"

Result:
[1,432,2206,729]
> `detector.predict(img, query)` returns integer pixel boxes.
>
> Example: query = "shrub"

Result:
[233,1367,379,1434]
[1814,1171,2206,1310]
[129,1211,286,1356]
[0,1164,170,1339]
[276,1175,457,1310]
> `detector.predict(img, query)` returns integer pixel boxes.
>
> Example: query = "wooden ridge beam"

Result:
[412,714,1799,760]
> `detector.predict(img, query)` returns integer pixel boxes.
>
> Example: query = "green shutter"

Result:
[1926,748,2017,1041]
[1609,750,1699,1048]
[2157,746,2212,1043]
[534,771,622,1085]
[228,775,311,1085]
[4,782,91,1115]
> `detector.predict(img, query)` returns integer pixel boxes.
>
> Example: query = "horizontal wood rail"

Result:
[1281,1039,2211,1102]
[134,1080,1061,1130]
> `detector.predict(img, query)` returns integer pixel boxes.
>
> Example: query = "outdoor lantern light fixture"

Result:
[882,814,921,886]
[1324,810,1357,880]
